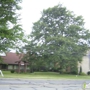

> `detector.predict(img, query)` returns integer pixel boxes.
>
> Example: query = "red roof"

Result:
[2,52,24,64]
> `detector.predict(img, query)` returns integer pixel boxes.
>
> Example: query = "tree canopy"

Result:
[0,0,24,53]
[24,4,90,73]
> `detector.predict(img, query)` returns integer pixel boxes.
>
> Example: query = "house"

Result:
[1,51,90,74]
[0,52,28,73]
[78,50,90,74]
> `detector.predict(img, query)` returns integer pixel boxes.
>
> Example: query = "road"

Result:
[0,78,90,90]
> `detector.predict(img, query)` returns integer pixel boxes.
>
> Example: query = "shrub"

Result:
[79,72,86,75]
[69,62,78,75]
[87,71,90,75]
[71,71,78,75]
[70,66,78,75]
[79,66,82,75]
[59,68,66,74]
[11,70,15,73]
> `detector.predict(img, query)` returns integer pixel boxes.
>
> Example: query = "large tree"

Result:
[0,0,24,53]
[25,4,90,73]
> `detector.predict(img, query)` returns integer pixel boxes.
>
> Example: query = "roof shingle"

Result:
[2,52,24,64]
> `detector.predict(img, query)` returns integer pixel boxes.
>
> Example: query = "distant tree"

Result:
[0,0,24,54]
[24,4,90,72]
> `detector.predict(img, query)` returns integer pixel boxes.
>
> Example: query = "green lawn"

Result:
[0,71,90,79]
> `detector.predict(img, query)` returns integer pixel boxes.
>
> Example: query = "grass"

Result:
[0,71,90,79]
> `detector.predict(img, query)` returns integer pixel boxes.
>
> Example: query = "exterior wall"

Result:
[81,56,89,74]
[14,65,18,69]
[8,64,18,70]
[8,65,13,70]
[80,51,90,74]
[0,64,8,70]
[0,64,29,72]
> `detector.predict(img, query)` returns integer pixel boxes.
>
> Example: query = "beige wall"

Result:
[80,51,90,74]
[81,56,89,74]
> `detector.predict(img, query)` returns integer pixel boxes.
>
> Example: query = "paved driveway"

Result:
[0,78,90,90]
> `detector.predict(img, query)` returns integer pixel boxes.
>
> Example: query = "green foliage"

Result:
[10,70,15,73]
[0,0,24,54]
[70,64,78,75]
[24,4,90,73]
[79,66,82,75]
[87,71,90,75]
[79,72,86,75]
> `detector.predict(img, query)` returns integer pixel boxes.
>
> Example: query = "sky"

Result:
[21,0,90,34]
